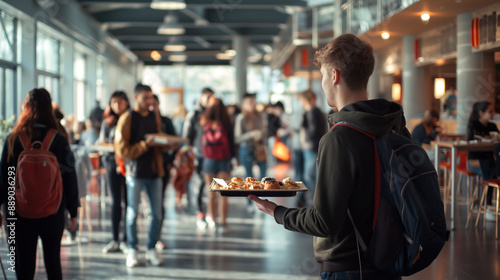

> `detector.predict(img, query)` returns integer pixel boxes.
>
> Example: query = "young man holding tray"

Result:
[114,83,177,268]
[249,34,408,280]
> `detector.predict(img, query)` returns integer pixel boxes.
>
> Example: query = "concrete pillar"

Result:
[456,13,495,134]
[402,35,433,120]
[232,35,248,99]
[367,51,379,99]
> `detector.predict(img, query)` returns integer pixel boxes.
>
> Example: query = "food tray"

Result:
[145,133,188,145]
[209,178,308,197]
[90,143,115,152]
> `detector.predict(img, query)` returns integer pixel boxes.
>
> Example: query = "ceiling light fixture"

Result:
[381,32,390,40]
[150,50,162,61]
[216,53,232,60]
[420,13,430,23]
[157,14,185,35]
[164,44,186,52]
[150,0,186,10]
[169,53,187,61]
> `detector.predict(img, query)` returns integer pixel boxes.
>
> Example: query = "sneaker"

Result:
[196,213,207,229]
[119,242,129,253]
[146,249,163,266]
[485,213,497,222]
[155,241,167,251]
[102,241,120,253]
[126,249,139,268]
[205,216,216,228]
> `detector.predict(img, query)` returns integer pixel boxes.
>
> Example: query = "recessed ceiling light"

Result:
[381,32,390,40]
[164,44,186,52]
[150,0,186,10]
[421,13,430,23]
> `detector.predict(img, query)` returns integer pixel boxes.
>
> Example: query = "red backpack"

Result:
[15,129,63,219]
[202,124,230,160]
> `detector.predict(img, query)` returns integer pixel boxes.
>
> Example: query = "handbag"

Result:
[254,139,267,162]
[272,137,290,162]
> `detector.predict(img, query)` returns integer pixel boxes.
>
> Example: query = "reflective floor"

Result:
[0,162,499,280]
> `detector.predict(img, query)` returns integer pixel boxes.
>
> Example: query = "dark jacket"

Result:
[412,123,438,146]
[182,104,205,157]
[0,126,79,218]
[274,99,410,271]
[301,106,328,152]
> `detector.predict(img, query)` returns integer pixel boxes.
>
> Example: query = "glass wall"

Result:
[0,11,18,120]
[36,30,62,103]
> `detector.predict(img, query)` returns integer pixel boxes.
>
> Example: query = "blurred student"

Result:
[0,88,78,280]
[183,87,215,227]
[115,83,175,267]
[100,91,130,253]
[234,93,267,213]
[201,98,234,228]
[466,101,498,220]
[412,110,441,147]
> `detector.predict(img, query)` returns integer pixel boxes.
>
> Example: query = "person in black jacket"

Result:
[466,101,499,209]
[412,110,441,147]
[0,88,78,280]
[182,87,214,228]
[297,89,328,207]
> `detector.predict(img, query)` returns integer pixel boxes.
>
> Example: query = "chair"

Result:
[443,151,479,215]
[466,179,499,239]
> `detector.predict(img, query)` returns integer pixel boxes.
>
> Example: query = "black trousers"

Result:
[11,210,65,280]
[105,159,127,242]
[195,156,206,214]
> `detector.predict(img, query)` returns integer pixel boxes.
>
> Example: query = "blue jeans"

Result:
[321,271,401,280]
[293,148,304,182]
[238,144,266,179]
[298,149,318,204]
[125,176,163,250]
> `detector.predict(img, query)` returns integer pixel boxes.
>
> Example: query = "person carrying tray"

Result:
[249,34,406,280]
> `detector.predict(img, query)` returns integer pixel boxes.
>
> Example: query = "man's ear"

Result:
[331,69,339,85]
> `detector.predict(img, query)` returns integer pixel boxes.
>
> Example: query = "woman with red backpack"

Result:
[0,88,79,280]
[201,98,235,228]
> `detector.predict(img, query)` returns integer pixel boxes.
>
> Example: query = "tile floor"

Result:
[0,163,498,280]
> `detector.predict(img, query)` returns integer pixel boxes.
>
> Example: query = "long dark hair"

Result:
[8,88,58,160]
[201,98,232,133]
[103,91,130,128]
[468,101,491,124]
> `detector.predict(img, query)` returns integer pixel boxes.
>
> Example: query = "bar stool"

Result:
[466,179,499,239]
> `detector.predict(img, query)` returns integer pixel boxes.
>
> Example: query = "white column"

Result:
[402,35,433,120]
[232,35,248,99]
[456,13,495,134]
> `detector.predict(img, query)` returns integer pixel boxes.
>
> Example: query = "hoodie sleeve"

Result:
[274,131,357,237]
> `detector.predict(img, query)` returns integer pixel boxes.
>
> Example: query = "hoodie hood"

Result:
[329,99,411,138]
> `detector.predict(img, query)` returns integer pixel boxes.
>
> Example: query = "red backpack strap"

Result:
[42,129,58,151]
[331,122,381,231]
[18,132,32,150]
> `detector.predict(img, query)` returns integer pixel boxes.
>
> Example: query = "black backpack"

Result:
[332,123,449,276]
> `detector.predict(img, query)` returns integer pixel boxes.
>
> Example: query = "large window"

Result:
[96,57,107,103]
[0,11,18,119]
[74,51,88,121]
[36,30,62,103]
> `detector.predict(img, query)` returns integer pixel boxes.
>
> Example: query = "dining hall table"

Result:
[432,140,495,230]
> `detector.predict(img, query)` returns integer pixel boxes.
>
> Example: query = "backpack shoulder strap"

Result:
[42,129,58,151]
[18,131,32,150]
